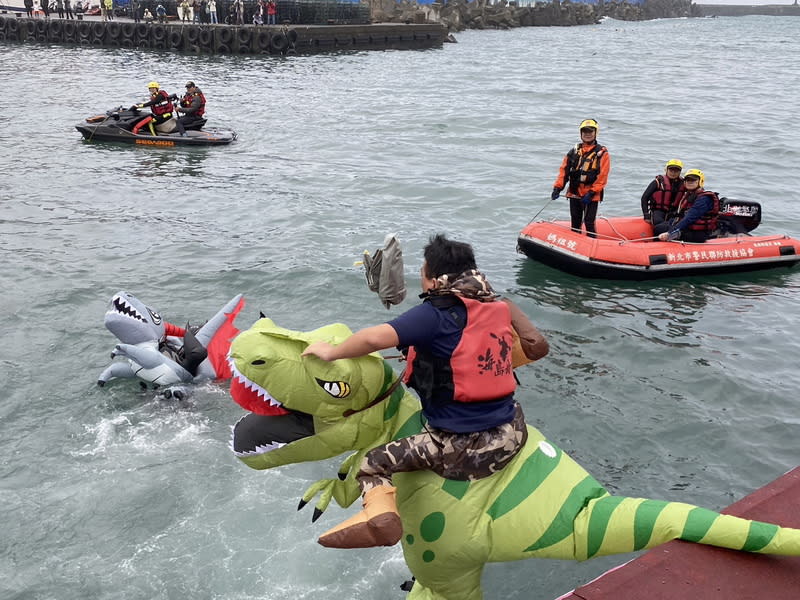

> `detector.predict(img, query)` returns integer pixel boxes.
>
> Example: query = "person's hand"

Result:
[550,188,560,201]
[581,192,594,205]
[301,341,337,362]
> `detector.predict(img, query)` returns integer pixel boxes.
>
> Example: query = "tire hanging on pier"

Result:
[77,20,91,39]
[214,26,232,53]
[236,26,253,53]
[48,18,62,41]
[256,29,270,51]
[106,21,120,39]
[151,24,166,41]
[269,31,288,54]
[198,27,212,50]
[168,29,182,49]
[121,22,135,40]
[91,21,105,40]
[185,25,199,44]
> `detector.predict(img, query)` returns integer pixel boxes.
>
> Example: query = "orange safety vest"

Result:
[403,297,516,403]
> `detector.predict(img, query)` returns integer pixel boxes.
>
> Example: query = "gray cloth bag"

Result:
[363,233,407,309]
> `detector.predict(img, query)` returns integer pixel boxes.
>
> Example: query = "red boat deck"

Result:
[557,467,800,600]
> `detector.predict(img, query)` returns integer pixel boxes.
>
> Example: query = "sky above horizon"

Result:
[696,0,797,4]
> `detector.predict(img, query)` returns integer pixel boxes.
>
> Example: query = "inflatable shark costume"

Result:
[98,291,244,392]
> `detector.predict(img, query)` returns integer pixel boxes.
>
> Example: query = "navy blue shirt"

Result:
[387,299,516,433]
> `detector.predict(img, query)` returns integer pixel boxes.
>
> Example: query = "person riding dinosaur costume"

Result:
[228,318,800,600]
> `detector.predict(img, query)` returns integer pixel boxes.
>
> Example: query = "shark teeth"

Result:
[227,356,285,409]
[109,294,144,322]
[229,425,286,457]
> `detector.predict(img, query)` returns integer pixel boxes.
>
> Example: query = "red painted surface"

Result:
[557,467,800,600]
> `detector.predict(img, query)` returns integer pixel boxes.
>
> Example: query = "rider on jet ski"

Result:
[130,81,176,136]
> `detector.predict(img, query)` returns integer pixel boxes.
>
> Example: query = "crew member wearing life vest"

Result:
[656,169,721,243]
[175,81,207,136]
[131,81,176,136]
[301,234,549,550]
[641,159,686,227]
[552,119,611,238]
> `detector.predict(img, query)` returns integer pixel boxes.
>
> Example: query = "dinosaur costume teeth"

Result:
[228,318,800,600]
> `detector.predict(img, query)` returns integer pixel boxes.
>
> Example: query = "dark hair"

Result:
[422,234,476,279]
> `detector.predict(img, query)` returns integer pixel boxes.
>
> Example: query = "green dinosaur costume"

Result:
[229,318,800,600]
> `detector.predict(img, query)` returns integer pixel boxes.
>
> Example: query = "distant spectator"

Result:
[64,0,74,18]
[234,0,243,24]
[56,0,64,18]
[24,0,34,18]
[131,0,140,22]
[208,0,217,22]
[155,3,166,22]
[143,6,153,21]
[179,0,190,21]
[40,0,50,18]
[266,0,276,24]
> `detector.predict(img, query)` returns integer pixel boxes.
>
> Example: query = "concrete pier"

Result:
[0,15,448,54]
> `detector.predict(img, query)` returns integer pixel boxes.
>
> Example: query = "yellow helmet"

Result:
[684,168,704,187]
[147,81,160,89]
[665,159,683,170]
[579,119,599,133]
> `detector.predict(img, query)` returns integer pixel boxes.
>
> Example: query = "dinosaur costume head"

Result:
[105,291,166,345]
[229,318,800,600]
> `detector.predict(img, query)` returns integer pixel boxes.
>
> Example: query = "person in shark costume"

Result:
[228,318,800,600]
[98,291,245,395]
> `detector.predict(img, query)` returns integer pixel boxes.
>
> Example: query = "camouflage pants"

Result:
[358,403,528,493]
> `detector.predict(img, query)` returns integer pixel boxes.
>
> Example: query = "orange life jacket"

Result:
[402,297,516,403]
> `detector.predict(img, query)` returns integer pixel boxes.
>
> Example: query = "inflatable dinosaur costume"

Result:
[229,318,800,600]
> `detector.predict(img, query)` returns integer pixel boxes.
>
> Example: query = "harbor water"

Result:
[1,15,799,599]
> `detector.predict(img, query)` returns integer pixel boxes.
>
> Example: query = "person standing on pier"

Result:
[266,0,276,24]
[56,0,64,19]
[131,0,140,22]
[64,0,74,18]
[208,0,217,23]
[551,119,611,238]
[39,0,50,18]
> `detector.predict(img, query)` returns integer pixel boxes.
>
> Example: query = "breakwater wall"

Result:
[380,0,694,30]
[0,16,447,53]
[696,3,800,16]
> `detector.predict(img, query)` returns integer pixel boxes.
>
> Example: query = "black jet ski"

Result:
[76,106,237,146]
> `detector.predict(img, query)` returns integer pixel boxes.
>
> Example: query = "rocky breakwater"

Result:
[370,0,693,32]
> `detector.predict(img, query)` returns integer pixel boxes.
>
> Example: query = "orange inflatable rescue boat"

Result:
[517,200,800,280]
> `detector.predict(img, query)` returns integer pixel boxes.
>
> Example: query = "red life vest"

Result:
[402,297,516,404]
[650,174,685,213]
[151,89,174,116]
[683,190,721,232]
[181,90,206,117]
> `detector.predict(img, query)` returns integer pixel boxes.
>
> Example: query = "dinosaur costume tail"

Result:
[572,495,800,560]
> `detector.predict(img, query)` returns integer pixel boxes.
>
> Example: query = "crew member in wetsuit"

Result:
[641,159,685,228]
[656,169,720,243]
[131,81,176,136]
[301,234,549,550]
[175,81,206,136]
[551,119,611,238]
